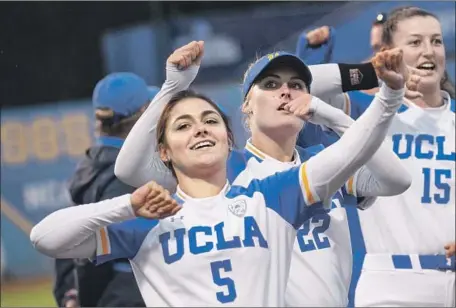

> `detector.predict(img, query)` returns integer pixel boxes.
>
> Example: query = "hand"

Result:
[131,181,182,219]
[306,26,331,46]
[283,94,314,121]
[65,299,79,308]
[444,242,456,258]
[371,48,407,90]
[404,66,432,99]
[167,41,205,70]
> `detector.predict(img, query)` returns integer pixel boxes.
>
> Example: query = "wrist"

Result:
[339,62,379,92]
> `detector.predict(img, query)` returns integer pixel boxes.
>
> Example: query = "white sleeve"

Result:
[114,64,199,191]
[303,83,404,204]
[308,64,343,99]
[309,96,412,198]
[30,195,135,259]
[308,64,353,112]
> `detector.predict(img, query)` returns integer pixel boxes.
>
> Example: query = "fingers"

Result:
[167,41,205,69]
[407,66,433,78]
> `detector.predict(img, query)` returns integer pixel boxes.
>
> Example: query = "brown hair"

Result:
[381,6,439,47]
[95,105,147,138]
[382,6,455,98]
[156,89,234,176]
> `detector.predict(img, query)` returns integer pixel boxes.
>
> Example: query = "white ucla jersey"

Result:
[347,91,455,254]
[230,141,361,307]
[94,165,317,307]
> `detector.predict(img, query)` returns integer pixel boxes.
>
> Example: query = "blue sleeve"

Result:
[226,150,248,183]
[296,27,336,65]
[451,99,455,113]
[93,218,158,265]
[256,164,319,229]
[297,123,340,148]
[346,91,375,120]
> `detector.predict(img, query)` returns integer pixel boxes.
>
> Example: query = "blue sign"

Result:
[1,100,95,277]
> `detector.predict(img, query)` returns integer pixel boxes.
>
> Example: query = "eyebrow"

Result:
[261,74,304,81]
[172,110,220,124]
[409,33,442,38]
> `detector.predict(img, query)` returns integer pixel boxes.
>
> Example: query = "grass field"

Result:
[1,278,55,307]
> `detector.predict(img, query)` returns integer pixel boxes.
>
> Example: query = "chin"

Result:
[418,74,442,92]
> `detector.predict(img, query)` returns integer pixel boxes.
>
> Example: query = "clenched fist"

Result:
[131,181,182,219]
[283,93,314,121]
[167,40,205,70]
[306,26,331,47]
[371,48,431,98]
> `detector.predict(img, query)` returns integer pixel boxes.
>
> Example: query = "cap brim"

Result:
[255,55,313,86]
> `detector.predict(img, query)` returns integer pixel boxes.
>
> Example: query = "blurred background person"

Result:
[53,73,158,308]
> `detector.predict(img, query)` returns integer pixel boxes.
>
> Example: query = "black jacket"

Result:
[53,144,144,307]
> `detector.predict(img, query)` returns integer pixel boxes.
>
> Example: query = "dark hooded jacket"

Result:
[53,142,145,307]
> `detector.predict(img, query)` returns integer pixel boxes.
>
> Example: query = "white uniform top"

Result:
[233,141,366,307]
[344,91,456,254]
[94,167,314,307]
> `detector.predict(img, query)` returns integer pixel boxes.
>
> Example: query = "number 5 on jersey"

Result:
[210,259,237,303]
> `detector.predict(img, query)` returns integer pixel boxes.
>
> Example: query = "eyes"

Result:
[408,37,443,47]
[262,78,306,91]
[176,118,220,131]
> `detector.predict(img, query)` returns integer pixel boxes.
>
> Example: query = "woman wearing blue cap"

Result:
[113,41,411,305]
[53,72,158,308]
[31,40,409,306]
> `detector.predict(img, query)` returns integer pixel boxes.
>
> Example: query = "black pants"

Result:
[97,271,145,307]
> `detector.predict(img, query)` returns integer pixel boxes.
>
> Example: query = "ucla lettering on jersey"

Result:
[92,163,326,307]
[159,216,268,264]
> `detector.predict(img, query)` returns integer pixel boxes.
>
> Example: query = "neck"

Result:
[176,166,227,199]
[251,128,297,162]
[412,89,443,108]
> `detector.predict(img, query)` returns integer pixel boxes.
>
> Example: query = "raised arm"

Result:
[287,48,408,204]
[115,41,204,191]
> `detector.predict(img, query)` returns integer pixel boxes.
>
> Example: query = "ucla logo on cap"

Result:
[267,52,280,61]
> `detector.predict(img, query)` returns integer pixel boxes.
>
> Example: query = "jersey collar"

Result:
[174,181,231,204]
[244,139,300,164]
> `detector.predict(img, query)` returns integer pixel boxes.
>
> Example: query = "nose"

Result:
[194,124,208,137]
[421,40,434,57]
[279,83,291,99]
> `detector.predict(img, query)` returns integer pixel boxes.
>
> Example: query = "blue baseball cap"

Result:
[242,51,312,98]
[92,72,160,122]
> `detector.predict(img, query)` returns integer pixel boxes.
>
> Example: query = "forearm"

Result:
[306,83,404,202]
[30,195,135,259]
[309,62,379,100]
[310,97,412,197]
[115,64,198,190]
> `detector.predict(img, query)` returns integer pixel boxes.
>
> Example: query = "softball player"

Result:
[31,41,406,307]
[301,7,455,307]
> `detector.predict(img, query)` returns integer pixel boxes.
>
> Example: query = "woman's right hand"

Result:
[167,40,205,70]
[130,181,182,219]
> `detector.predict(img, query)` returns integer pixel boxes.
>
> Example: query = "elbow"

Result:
[385,172,412,196]
[30,225,56,257]
[114,161,135,187]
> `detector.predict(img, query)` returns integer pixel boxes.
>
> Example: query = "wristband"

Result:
[339,63,379,92]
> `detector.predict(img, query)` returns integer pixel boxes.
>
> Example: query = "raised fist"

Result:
[167,41,205,70]
[130,181,182,219]
[371,48,407,90]
[283,93,314,121]
[306,26,331,47]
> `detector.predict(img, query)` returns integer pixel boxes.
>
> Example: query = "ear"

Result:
[158,144,170,162]
[241,101,252,115]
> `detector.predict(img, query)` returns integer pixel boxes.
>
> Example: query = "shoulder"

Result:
[296,144,325,162]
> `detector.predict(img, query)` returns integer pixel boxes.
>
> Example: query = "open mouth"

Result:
[190,140,216,150]
[416,62,436,71]
[277,102,288,111]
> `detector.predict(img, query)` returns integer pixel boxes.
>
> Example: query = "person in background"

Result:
[53,73,159,308]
